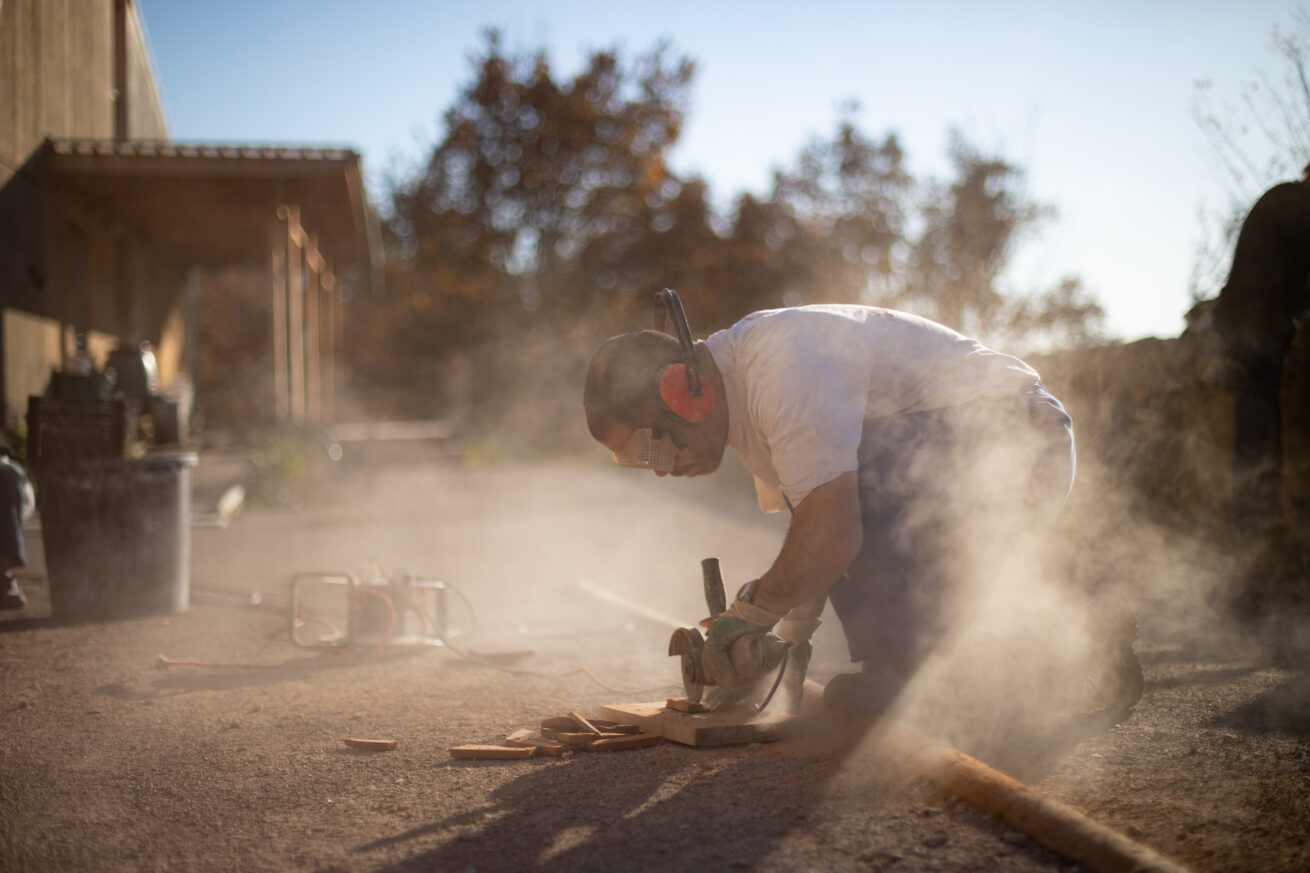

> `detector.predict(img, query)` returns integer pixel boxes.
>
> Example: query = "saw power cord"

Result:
[168,580,680,697]
[343,582,677,696]
[434,631,679,697]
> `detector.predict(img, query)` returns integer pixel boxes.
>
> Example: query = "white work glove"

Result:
[774,597,825,714]
[776,616,822,645]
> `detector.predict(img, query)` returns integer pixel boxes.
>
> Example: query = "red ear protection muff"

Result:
[653,289,715,423]
[660,363,716,422]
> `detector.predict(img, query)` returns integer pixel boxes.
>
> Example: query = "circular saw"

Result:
[667,558,791,713]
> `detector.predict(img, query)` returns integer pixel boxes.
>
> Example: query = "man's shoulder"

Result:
[720,307,850,369]
[727,304,894,341]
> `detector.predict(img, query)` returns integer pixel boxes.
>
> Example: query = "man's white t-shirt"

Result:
[703,305,1042,511]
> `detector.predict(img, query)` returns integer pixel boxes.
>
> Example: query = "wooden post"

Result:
[270,215,288,422]
[281,205,305,425]
[321,266,337,425]
[185,266,199,397]
[303,234,321,425]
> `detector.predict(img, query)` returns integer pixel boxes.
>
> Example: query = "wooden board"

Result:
[599,701,792,747]
[449,744,536,759]
[342,737,397,751]
[666,697,710,713]
[587,733,663,752]
[504,729,565,756]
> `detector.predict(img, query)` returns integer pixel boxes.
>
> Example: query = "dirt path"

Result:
[1,456,1306,872]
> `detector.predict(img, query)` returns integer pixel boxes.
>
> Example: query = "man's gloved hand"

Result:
[702,581,788,689]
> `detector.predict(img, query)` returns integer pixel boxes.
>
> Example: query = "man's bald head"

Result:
[582,330,684,443]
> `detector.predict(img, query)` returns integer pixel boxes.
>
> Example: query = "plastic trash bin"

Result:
[35,452,198,621]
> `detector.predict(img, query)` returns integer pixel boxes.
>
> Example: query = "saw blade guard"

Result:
[669,626,707,701]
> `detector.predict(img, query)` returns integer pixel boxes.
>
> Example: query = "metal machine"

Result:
[288,563,460,650]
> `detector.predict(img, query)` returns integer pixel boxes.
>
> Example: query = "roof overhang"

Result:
[42,138,382,280]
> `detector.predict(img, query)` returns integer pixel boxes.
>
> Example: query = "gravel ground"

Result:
[1,454,1306,873]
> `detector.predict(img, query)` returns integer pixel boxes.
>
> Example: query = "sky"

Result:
[137,0,1304,342]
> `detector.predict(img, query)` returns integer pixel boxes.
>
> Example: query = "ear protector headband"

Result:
[654,289,715,423]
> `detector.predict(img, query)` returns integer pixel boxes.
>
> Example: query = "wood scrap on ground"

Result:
[504,728,565,756]
[587,733,663,752]
[600,700,791,747]
[550,730,631,746]
[539,716,577,731]
[342,738,398,751]
[449,711,663,760]
[449,744,536,759]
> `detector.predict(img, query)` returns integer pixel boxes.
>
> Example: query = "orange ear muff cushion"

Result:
[659,363,716,423]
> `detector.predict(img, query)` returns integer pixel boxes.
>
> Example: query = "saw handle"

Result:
[701,558,727,618]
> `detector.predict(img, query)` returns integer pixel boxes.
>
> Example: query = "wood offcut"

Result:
[342,738,398,751]
[453,712,655,761]
[505,729,565,756]
[600,701,791,747]
[666,697,710,713]
[588,733,663,752]
[449,744,536,760]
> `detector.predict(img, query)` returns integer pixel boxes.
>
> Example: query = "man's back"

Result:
[705,305,1045,507]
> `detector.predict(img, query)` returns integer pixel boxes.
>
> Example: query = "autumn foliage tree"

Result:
[384,32,694,337]
[346,32,1103,436]
[767,108,912,309]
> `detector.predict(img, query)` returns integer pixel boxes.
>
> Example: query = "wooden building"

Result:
[0,0,379,437]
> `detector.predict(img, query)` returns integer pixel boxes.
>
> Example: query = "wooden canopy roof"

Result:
[42,138,381,277]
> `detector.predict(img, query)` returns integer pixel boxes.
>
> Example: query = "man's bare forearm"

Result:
[751,472,862,617]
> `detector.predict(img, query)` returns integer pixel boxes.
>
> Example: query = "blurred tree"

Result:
[904,131,1048,335]
[769,105,912,307]
[359,36,1100,432]
[898,130,1102,347]
[712,191,808,322]
[573,176,726,336]
[1191,7,1310,299]
[998,276,1106,351]
[383,30,694,343]
[352,31,700,433]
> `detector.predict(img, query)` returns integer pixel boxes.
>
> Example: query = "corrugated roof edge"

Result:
[47,139,359,162]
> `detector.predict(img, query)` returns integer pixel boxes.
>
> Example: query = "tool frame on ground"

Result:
[288,568,452,650]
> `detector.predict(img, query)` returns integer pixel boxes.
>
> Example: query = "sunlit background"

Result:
[140,0,1303,342]
[5,4,1310,871]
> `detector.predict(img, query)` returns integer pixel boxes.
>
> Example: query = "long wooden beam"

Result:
[860,709,1194,873]
[282,206,305,424]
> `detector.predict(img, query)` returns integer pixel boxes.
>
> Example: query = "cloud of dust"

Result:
[231,314,1291,747]
[832,386,1281,768]
[237,338,791,695]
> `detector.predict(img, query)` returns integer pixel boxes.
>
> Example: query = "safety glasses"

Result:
[610,427,677,473]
